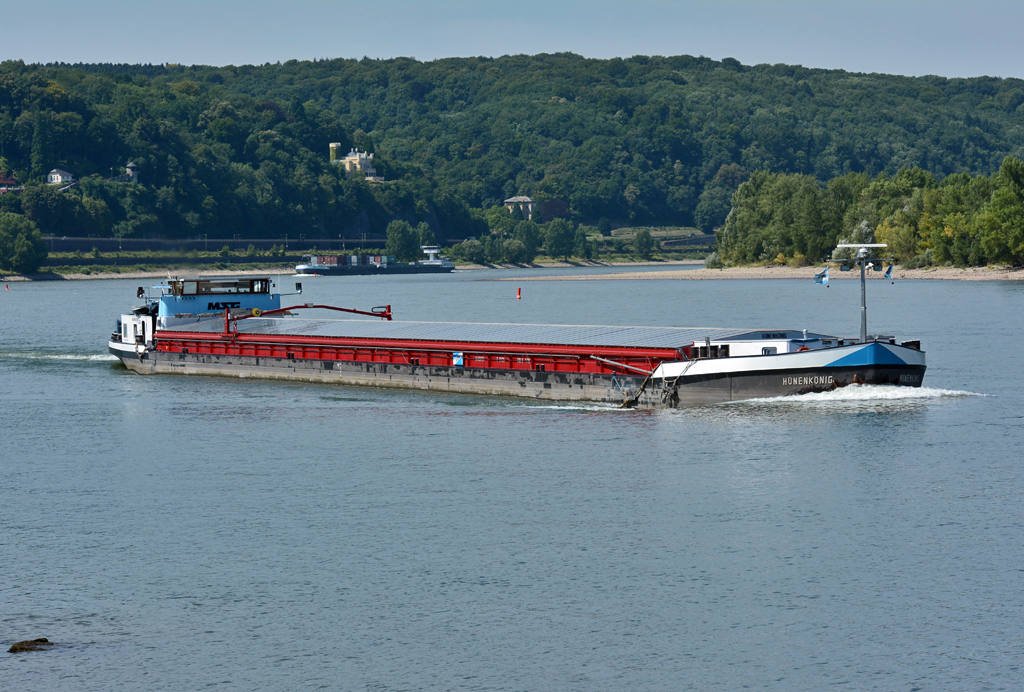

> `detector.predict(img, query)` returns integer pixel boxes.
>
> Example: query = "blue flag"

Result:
[814,267,829,286]
[884,262,893,280]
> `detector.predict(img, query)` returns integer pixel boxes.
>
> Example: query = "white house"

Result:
[47,169,75,185]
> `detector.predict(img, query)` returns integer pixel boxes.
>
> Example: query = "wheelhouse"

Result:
[169,278,273,297]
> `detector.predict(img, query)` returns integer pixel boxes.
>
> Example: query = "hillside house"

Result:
[47,169,75,185]
[504,196,534,221]
[0,174,22,194]
[330,143,384,182]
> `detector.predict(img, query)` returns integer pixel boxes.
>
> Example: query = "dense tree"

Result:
[0,211,46,274]
[694,186,734,233]
[416,221,435,248]
[694,164,750,232]
[459,238,485,264]
[633,228,655,260]
[573,226,592,259]
[384,220,419,261]
[502,238,528,263]
[977,157,1024,264]
[20,183,111,235]
[544,218,574,260]
[512,220,541,262]
[2,55,1024,261]
[718,156,1024,267]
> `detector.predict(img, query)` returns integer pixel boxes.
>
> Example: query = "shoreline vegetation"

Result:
[4,55,1024,277]
[489,264,1024,282]
[3,259,1020,282]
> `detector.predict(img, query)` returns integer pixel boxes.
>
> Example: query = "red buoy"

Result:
[517,287,521,300]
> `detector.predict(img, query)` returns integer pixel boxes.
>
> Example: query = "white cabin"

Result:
[47,169,75,185]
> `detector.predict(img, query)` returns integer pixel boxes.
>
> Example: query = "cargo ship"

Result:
[107,245,927,408]
[296,246,455,275]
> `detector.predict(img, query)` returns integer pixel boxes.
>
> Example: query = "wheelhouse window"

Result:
[170,279,272,296]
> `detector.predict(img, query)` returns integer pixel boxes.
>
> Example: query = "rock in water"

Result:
[8,638,54,653]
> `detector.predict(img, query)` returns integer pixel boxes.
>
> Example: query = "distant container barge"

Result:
[108,265,926,408]
[296,246,454,275]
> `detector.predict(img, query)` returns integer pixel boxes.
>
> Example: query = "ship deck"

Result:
[162,318,756,350]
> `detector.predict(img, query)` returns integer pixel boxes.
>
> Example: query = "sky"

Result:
[2,0,1022,80]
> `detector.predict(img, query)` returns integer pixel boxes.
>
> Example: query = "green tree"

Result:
[502,238,528,263]
[483,234,503,263]
[30,112,55,179]
[484,205,516,238]
[21,184,86,234]
[544,218,574,260]
[694,186,734,232]
[81,196,113,235]
[0,115,14,161]
[633,228,655,259]
[0,212,47,274]
[512,220,541,261]
[0,190,22,215]
[416,221,436,248]
[932,212,983,266]
[573,226,593,259]
[718,171,833,264]
[459,238,485,264]
[385,220,420,262]
[976,157,1024,265]
[433,189,488,241]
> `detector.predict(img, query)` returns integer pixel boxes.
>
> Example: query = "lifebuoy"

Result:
[797,346,809,352]
[252,308,262,317]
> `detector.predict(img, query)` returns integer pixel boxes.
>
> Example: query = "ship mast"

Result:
[831,243,889,343]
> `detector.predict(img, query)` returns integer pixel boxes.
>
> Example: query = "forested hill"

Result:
[2,53,1024,243]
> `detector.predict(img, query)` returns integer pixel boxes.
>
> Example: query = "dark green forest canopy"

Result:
[2,53,1024,243]
[717,156,1024,267]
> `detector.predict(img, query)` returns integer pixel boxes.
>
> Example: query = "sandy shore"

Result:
[2,266,297,281]
[456,259,702,271]
[489,264,1024,282]
[0,260,697,281]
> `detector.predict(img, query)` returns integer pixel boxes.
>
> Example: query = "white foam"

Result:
[520,403,626,411]
[734,384,985,405]
[477,400,626,412]
[1,352,119,362]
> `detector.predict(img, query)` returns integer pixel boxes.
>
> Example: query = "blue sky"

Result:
[2,0,1021,79]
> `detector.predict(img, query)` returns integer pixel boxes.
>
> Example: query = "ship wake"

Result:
[735,384,985,406]
[0,351,119,362]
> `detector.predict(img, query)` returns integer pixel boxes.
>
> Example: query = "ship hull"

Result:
[295,264,454,276]
[109,341,926,408]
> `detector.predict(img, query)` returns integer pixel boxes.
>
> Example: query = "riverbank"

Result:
[489,264,1024,281]
[0,259,700,281]
[1,266,297,281]
[455,259,702,271]
[2,261,1021,282]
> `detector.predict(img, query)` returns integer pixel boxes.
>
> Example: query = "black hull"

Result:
[644,363,925,407]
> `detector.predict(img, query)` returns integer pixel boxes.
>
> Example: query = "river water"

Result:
[2,268,1022,691]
